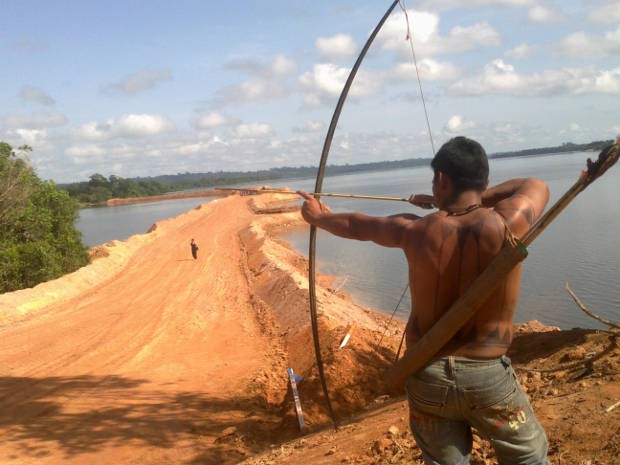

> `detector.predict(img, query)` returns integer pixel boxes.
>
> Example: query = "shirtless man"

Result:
[298,136,551,465]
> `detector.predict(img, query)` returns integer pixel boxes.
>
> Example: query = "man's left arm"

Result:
[297,190,419,248]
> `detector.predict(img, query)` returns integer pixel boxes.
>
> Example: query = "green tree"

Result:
[0,143,36,226]
[61,173,169,204]
[0,142,89,293]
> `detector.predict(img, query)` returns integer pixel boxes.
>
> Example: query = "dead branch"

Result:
[565,283,620,330]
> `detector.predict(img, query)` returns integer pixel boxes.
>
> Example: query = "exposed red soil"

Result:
[0,193,618,464]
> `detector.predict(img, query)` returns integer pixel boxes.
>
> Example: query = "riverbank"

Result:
[0,193,617,464]
[103,188,233,206]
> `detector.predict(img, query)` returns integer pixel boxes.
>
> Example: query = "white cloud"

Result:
[65,144,106,161]
[226,54,297,77]
[7,128,48,146]
[104,69,173,95]
[592,68,620,93]
[392,58,461,81]
[177,143,203,155]
[176,137,229,157]
[416,0,535,10]
[214,54,297,105]
[3,112,67,129]
[377,10,501,57]
[588,2,620,24]
[450,59,620,96]
[19,86,55,106]
[70,122,112,141]
[447,22,502,51]
[528,5,561,23]
[271,55,298,76]
[215,78,289,105]
[293,120,325,133]
[116,114,174,137]
[299,64,347,99]
[240,80,281,100]
[377,10,438,55]
[70,114,173,141]
[211,135,227,145]
[445,115,476,132]
[299,63,383,106]
[194,112,231,129]
[316,34,358,61]
[557,27,620,59]
[505,43,536,59]
[231,122,272,138]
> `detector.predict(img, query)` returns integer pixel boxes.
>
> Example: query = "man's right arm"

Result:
[482,178,550,237]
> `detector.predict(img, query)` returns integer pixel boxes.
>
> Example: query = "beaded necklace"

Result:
[445,203,483,216]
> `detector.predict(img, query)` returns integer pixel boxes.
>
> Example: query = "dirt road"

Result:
[0,196,294,464]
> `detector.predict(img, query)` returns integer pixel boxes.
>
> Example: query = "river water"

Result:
[76,196,223,247]
[77,151,620,330]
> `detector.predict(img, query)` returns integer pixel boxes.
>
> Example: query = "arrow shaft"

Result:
[222,188,409,202]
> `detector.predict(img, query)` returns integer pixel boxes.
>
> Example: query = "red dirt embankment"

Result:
[0,193,618,465]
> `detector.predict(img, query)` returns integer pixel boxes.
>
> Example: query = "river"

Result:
[77,151,620,330]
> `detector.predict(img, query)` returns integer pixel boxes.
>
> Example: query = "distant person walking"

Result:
[190,239,199,260]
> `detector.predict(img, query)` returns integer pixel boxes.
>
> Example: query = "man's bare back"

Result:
[403,206,521,358]
[298,177,548,359]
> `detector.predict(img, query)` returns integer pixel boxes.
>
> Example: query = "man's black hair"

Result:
[431,136,489,192]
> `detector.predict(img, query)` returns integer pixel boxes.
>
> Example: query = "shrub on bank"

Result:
[0,142,89,293]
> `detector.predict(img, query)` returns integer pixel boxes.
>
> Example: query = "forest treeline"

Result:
[60,139,612,205]
[60,173,171,205]
[490,140,610,159]
[0,142,89,293]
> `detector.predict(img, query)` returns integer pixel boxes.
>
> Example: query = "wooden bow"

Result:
[309,0,401,428]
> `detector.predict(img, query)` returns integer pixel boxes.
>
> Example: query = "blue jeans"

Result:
[406,356,550,465]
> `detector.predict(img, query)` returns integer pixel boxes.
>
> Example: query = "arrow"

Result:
[219,187,410,203]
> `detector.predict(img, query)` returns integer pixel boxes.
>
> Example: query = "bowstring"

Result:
[398,0,435,154]
[375,282,409,352]
[376,1,436,361]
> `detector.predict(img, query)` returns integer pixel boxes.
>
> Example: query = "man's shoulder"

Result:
[400,211,449,235]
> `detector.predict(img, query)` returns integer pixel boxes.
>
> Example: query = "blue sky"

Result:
[1,0,619,183]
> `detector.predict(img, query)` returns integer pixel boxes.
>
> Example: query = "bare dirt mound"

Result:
[239,324,620,465]
[0,193,617,464]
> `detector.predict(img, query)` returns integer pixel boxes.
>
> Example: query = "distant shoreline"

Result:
[102,188,233,207]
[87,144,611,209]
